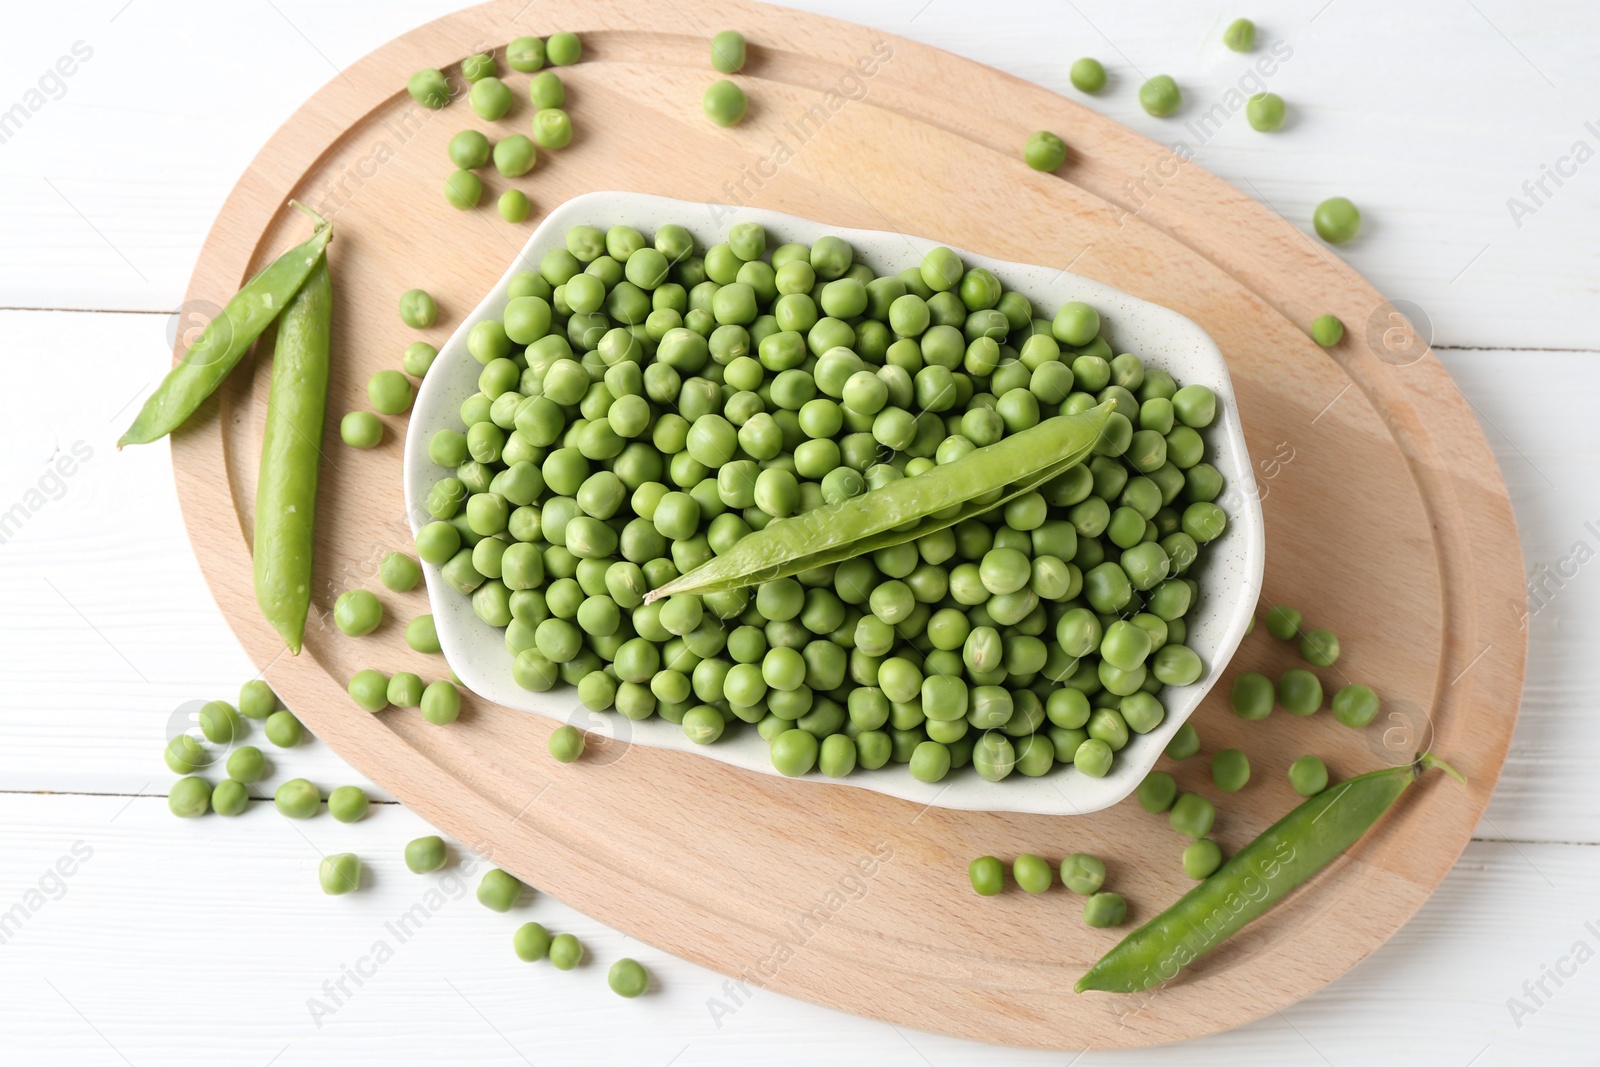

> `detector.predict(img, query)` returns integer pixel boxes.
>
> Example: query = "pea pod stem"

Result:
[644,401,1114,602]
[253,254,331,654]
[1075,751,1464,994]
[118,203,332,448]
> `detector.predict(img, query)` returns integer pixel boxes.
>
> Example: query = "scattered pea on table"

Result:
[549,932,583,970]
[1165,722,1200,760]
[328,785,370,823]
[274,778,320,819]
[514,921,553,961]
[608,958,650,997]
[341,411,384,448]
[1246,91,1285,132]
[477,868,526,911]
[1137,770,1178,812]
[1299,627,1340,667]
[1070,57,1107,93]
[405,835,448,874]
[212,779,249,817]
[1138,75,1181,117]
[1313,196,1362,244]
[1169,792,1215,838]
[1222,17,1256,51]
[319,853,363,895]
[168,777,211,818]
[226,745,267,784]
[238,679,278,720]
[1230,671,1274,720]
[264,709,305,748]
[199,700,241,744]
[1264,604,1302,640]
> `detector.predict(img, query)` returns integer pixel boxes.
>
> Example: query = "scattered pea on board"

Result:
[1246,92,1285,132]
[1310,314,1344,347]
[1070,57,1107,94]
[1222,18,1256,52]
[478,868,525,911]
[608,958,650,997]
[968,856,1005,895]
[320,853,363,895]
[1138,75,1181,117]
[1060,854,1106,895]
[703,80,748,127]
[1313,197,1362,244]
[1023,131,1068,172]
[711,30,747,73]
[1013,854,1053,893]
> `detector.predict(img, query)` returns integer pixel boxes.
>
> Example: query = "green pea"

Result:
[1137,770,1177,813]
[226,745,266,784]
[1247,91,1286,132]
[609,958,650,997]
[1310,313,1344,346]
[507,36,546,72]
[212,778,249,817]
[340,411,383,448]
[237,679,278,721]
[1165,722,1199,760]
[198,700,241,744]
[1299,628,1341,667]
[1138,74,1181,117]
[499,189,532,223]
[969,855,1005,896]
[1024,130,1068,172]
[405,835,448,873]
[264,709,304,748]
[529,70,564,109]
[348,669,389,712]
[510,921,553,963]
[328,785,370,823]
[1265,604,1302,639]
[1083,891,1127,928]
[546,31,582,65]
[703,80,747,126]
[549,933,583,970]
[909,740,951,782]
[711,30,747,73]
[1070,57,1107,93]
[1060,853,1106,895]
[1211,748,1250,793]
[1332,683,1380,728]
[1182,838,1223,879]
[1222,17,1256,51]
[770,728,818,776]
[274,778,320,819]
[469,76,513,120]
[1169,792,1214,839]
[532,108,573,149]
[1230,671,1274,720]
[1313,197,1362,244]
[421,680,462,724]
[407,68,450,109]
[1074,737,1113,777]
[168,776,211,818]
[1289,754,1330,796]
[399,287,438,328]
[443,169,483,210]
[406,614,441,654]
[334,589,384,636]
[320,853,362,895]
[461,53,495,81]
[1012,853,1053,894]
[477,868,525,911]
[1278,669,1323,715]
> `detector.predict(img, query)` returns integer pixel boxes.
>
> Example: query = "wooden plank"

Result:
[3,1,1597,350]
[0,792,1594,1065]
[149,0,1526,1047]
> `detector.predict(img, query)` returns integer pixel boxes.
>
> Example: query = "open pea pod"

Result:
[119,205,332,448]
[645,401,1114,602]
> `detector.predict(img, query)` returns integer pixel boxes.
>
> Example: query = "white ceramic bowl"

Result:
[404,191,1264,815]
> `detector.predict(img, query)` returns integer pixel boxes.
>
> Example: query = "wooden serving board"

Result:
[169,0,1525,1049]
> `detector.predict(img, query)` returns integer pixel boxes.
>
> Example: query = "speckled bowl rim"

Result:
[404,191,1264,815]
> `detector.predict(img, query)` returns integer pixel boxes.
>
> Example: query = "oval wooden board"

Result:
[168,0,1525,1049]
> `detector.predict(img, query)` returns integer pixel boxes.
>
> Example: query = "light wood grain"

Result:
[73,0,1525,1050]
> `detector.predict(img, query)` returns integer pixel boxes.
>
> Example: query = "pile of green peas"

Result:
[418,220,1231,785]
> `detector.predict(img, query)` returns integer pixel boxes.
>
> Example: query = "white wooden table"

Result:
[2,1,1596,1062]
